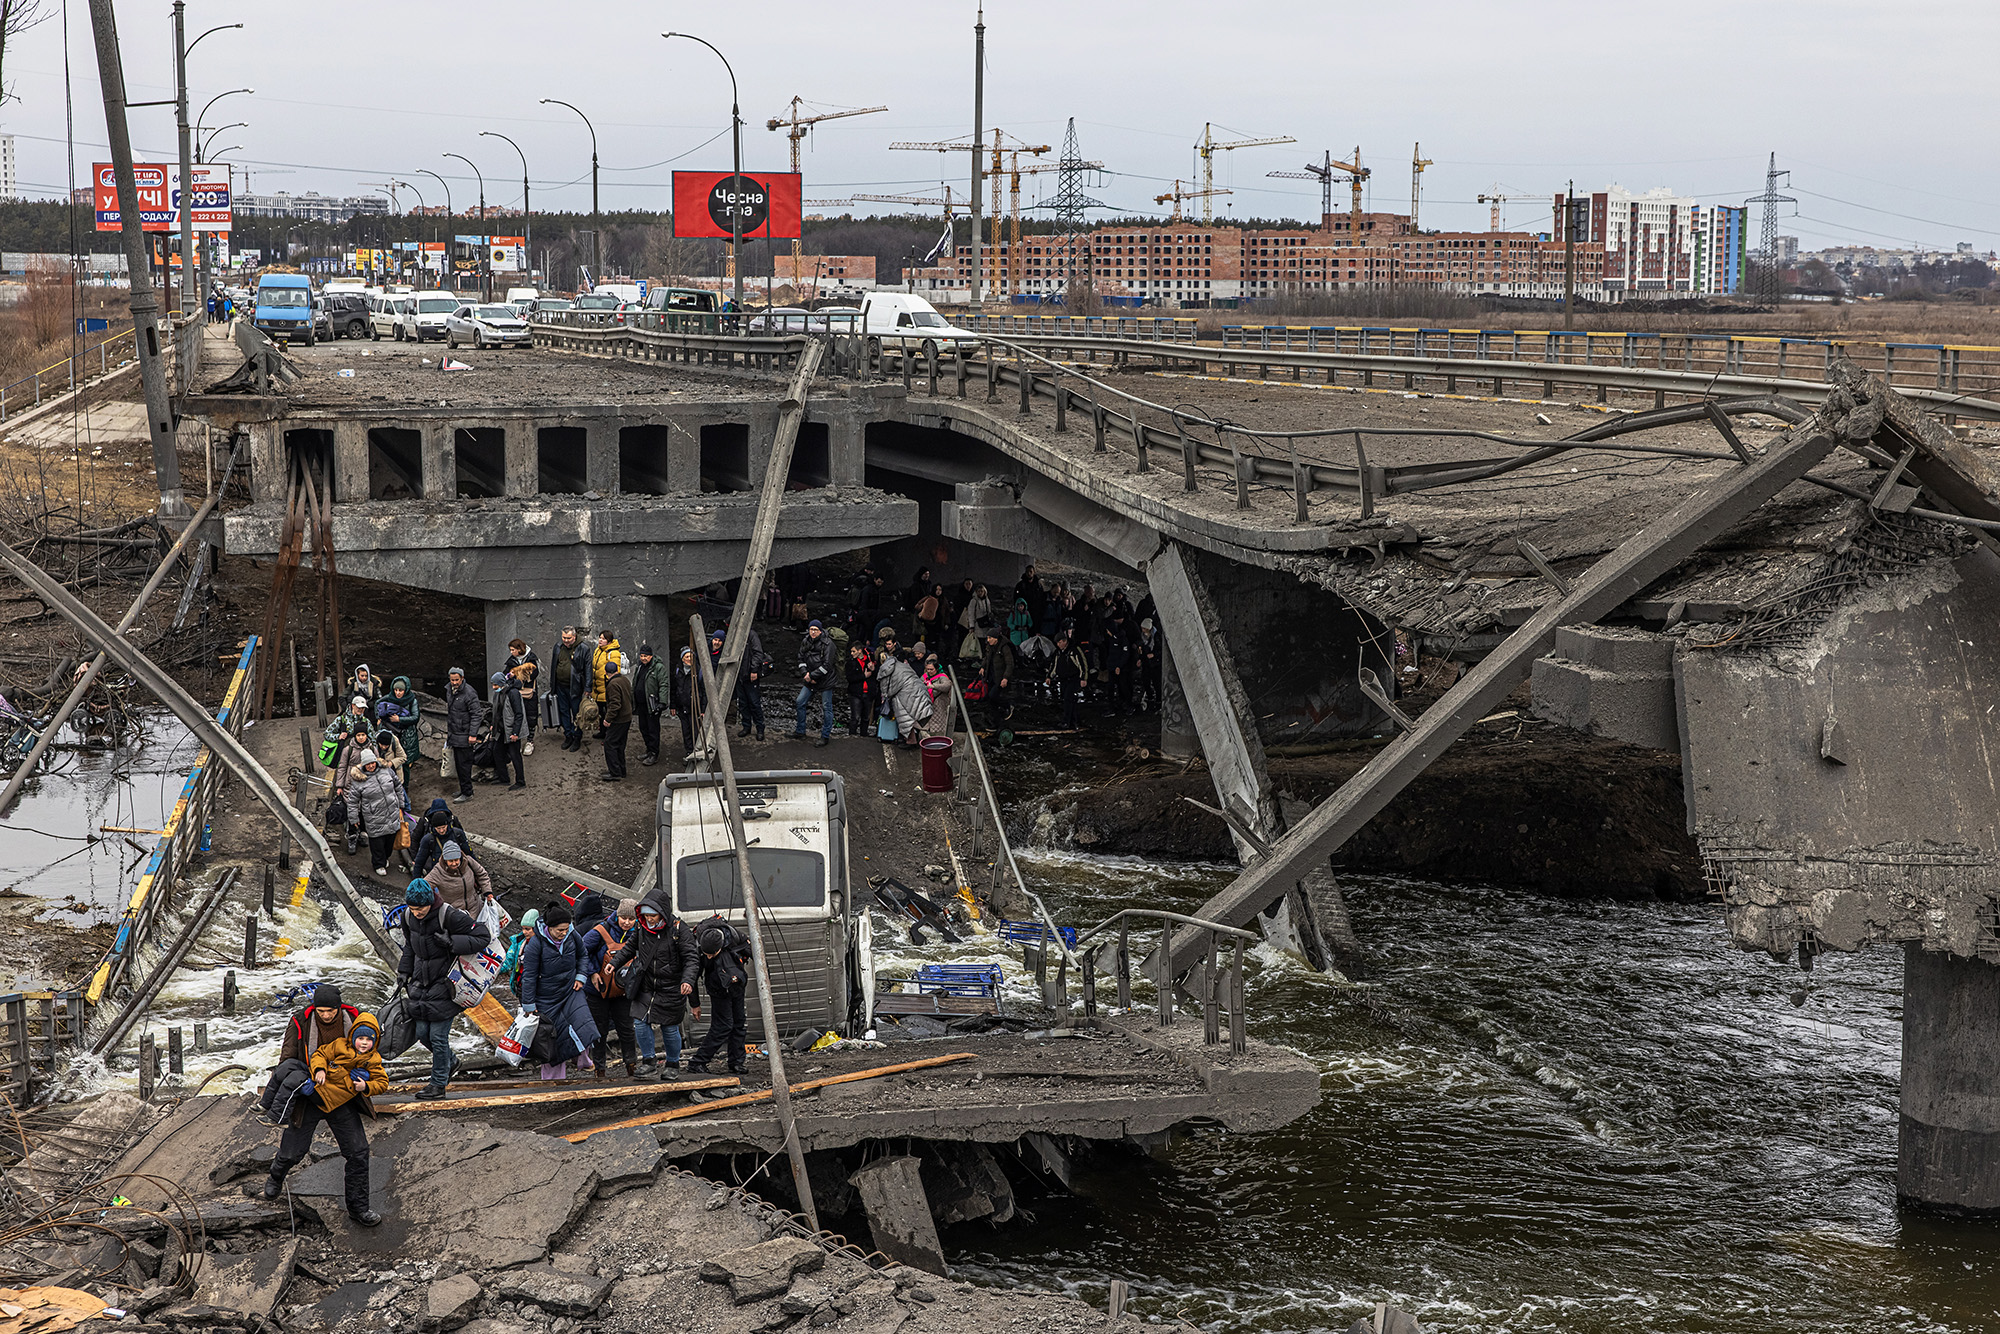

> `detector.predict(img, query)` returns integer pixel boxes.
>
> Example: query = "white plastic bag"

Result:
[496,1010,538,1067]
[448,899,514,1009]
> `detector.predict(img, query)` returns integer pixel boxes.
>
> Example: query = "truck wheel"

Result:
[302,331,315,348]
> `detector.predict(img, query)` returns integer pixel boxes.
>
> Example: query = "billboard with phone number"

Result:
[671,171,801,240]
[93,162,232,232]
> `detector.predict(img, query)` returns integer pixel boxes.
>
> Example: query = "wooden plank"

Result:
[465,992,513,1041]
[562,1052,979,1142]
[374,1076,739,1113]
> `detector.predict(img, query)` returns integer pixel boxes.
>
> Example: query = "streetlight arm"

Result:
[195,87,252,134]
[185,22,241,58]
[540,99,596,156]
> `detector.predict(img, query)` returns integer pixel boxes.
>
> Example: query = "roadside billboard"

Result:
[93,162,232,232]
[489,236,525,273]
[671,171,802,240]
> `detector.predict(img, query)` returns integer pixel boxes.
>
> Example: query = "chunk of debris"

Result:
[494,1265,612,1318]
[191,1237,301,1321]
[422,1273,482,1331]
[697,1236,826,1304]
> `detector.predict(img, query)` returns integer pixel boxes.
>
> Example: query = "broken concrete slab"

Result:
[423,1273,482,1331]
[494,1264,613,1318]
[286,1149,397,1203]
[191,1236,300,1320]
[918,1142,1014,1226]
[849,1156,946,1277]
[568,1124,665,1197]
[698,1236,827,1304]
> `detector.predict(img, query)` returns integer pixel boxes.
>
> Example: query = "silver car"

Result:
[445,303,532,350]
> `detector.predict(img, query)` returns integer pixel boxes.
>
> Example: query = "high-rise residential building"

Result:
[1568,185,1696,295]
[1691,205,1747,296]
[0,135,16,200]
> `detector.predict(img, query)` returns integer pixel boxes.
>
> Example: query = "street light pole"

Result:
[197,122,243,163]
[480,131,529,290]
[542,99,598,288]
[395,181,426,283]
[445,153,488,299]
[417,168,452,287]
[664,32,744,312]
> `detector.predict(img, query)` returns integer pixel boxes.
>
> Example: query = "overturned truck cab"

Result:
[657,769,874,1041]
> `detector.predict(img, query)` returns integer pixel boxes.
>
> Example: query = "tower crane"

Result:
[893,132,1046,296]
[1266,148,1369,238]
[1411,144,1434,233]
[1197,123,1295,223]
[1477,189,1516,233]
[1154,180,1231,224]
[767,97,888,286]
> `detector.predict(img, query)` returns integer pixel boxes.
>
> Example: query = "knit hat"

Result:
[490,671,507,686]
[351,1020,378,1042]
[355,749,378,767]
[448,666,464,678]
[404,879,435,906]
[440,841,462,861]
[618,898,640,916]
[543,902,574,926]
[520,908,540,932]
[311,983,343,1008]
[639,644,654,656]
[427,807,452,829]
[808,619,822,629]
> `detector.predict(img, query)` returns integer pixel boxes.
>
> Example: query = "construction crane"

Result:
[1477,190,1515,232]
[852,189,954,215]
[893,132,1047,296]
[1267,148,1368,238]
[1155,180,1230,224]
[1196,123,1295,223]
[1410,144,1434,233]
[767,97,888,288]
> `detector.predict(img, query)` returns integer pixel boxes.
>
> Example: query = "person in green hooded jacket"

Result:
[375,675,421,762]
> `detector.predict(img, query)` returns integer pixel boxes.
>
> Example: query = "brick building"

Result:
[773,253,877,291]
[1564,185,1696,296]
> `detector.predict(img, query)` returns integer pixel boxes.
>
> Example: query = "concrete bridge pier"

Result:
[1900,945,2000,1214]
[484,594,683,681]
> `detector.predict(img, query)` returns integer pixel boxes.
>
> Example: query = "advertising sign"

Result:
[451,235,483,277]
[488,235,525,273]
[93,162,173,232]
[671,171,802,240]
[179,164,231,232]
[420,242,446,275]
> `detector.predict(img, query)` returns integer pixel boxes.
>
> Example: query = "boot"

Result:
[350,1208,383,1228]
[242,1173,283,1201]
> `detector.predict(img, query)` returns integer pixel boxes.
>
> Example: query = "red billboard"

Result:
[672,171,801,240]
[94,162,173,232]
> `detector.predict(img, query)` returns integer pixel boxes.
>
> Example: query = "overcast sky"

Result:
[6,0,1996,252]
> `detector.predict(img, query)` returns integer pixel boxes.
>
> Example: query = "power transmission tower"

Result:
[1745,152,1796,305]
[1038,119,1105,307]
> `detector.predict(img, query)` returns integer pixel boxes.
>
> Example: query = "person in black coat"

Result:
[548,627,593,751]
[687,919,753,1075]
[488,671,527,789]
[443,667,486,803]
[394,880,491,1099]
[611,887,699,1076]
[519,902,600,1079]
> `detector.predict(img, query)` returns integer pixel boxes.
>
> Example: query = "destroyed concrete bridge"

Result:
[180,322,2000,1216]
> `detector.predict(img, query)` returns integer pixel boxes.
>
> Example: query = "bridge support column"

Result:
[666,420,702,492]
[1158,642,1196,759]
[332,421,368,503]
[1901,944,2000,1214]
[247,422,284,502]
[419,423,455,500]
[828,413,867,486]
[584,421,619,496]
[504,415,537,497]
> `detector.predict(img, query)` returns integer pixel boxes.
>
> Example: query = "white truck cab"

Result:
[658,769,871,1039]
[857,292,978,360]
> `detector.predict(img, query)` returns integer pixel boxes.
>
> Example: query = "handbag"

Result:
[592,923,626,999]
[378,988,417,1059]
[580,697,601,730]
[394,818,413,850]
[323,795,348,829]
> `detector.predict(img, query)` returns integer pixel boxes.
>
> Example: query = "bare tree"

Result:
[0,0,51,107]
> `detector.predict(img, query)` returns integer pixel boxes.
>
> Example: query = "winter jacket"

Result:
[1054,643,1088,687]
[797,634,838,688]
[370,731,409,784]
[603,673,634,729]
[349,766,406,839]
[427,854,493,916]
[845,650,872,694]
[591,639,623,703]
[550,637,591,707]
[491,686,527,741]
[444,682,486,747]
[982,638,1017,692]
[696,925,753,1000]
[306,1014,387,1116]
[877,656,934,733]
[611,889,699,1022]
[634,657,671,714]
[1006,601,1034,646]
[958,593,993,631]
[375,681,418,729]
[347,667,381,709]
[396,903,490,1022]
[519,922,590,1013]
[278,1003,359,1066]
[671,661,698,714]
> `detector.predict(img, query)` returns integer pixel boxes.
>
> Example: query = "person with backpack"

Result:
[443,667,486,805]
[503,638,540,747]
[791,621,838,747]
[611,889,699,1078]
[393,879,491,1100]
[686,918,753,1076]
[411,799,465,878]
[582,899,640,1079]
[519,902,599,1080]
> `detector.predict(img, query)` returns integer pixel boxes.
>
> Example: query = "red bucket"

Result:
[919,737,955,793]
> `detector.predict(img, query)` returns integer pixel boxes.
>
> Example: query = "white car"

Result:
[445,303,532,349]
[858,292,978,360]
[368,295,410,340]
[401,291,462,343]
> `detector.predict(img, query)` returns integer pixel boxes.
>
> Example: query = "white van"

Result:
[403,290,461,343]
[593,282,643,306]
[322,277,369,295]
[367,294,410,340]
[503,287,540,311]
[658,769,871,1039]
[858,292,978,360]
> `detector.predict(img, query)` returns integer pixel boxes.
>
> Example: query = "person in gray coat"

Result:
[347,750,407,877]
[489,671,528,790]
[875,650,934,743]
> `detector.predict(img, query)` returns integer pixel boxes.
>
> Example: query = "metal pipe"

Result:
[0,443,242,816]
[689,613,817,1231]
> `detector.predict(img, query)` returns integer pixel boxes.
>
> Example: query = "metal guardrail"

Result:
[170,311,206,392]
[1072,909,1254,1052]
[0,327,138,423]
[962,313,1201,344]
[0,991,83,1103]
[84,635,259,1007]
[530,314,865,376]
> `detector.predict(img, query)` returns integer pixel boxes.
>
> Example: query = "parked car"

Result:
[368,295,410,340]
[445,303,532,349]
[529,297,575,318]
[572,293,621,312]
[309,297,334,343]
[322,292,371,339]
[748,307,811,334]
[402,291,462,343]
[857,292,978,361]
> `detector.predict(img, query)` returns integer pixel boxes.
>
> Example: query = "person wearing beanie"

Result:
[426,841,493,917]
[520,902,599,1080]
[443,666,486,805]
[371,726,409,788]
[393,874,492,1100]
[347,746,406,878]
[582,896,641,1079]
[633,644,668,767]
[411,800,467,879]
[249,999,387,1227]
[610,887,698,1078]
[793,619,837,745]
[261,981,356,1129]
[718,619,768,742]
[488,669,528,791]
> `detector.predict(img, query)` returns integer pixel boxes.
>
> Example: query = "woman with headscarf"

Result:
[375,676,421,762]
[347,664,381,710]
[671,646,701,755]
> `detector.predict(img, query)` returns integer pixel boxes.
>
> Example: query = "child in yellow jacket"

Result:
[305,1011,387,1117]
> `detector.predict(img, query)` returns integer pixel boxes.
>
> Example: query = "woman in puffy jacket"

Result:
[375,676,421,761]
[518,902,600,1081]
[347,749,406,877]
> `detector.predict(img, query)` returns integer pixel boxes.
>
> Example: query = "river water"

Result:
[942,852,2000,1334]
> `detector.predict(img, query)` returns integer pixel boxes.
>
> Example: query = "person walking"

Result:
[427,842,493,917]
[243,983,384,1226]
[981,626,1017,728]
[347,749,406,877]
[600,663,634,782]
[519,902,599,1080]
[633,644,668,766]
[488,671,527,791]
[686,919,752,1076]
[582,901,639,1079]
[393,880,492,1100]
[411,800,466,879]
[374,676,420,763]
[549,627,591,752]
[443,667,485,805]
[791,621,837,747]
[503,638,540,748]
[612,889,698,1078]
[1054,633,1088,729]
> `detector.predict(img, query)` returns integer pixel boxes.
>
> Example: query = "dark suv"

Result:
[322,293,372,340]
